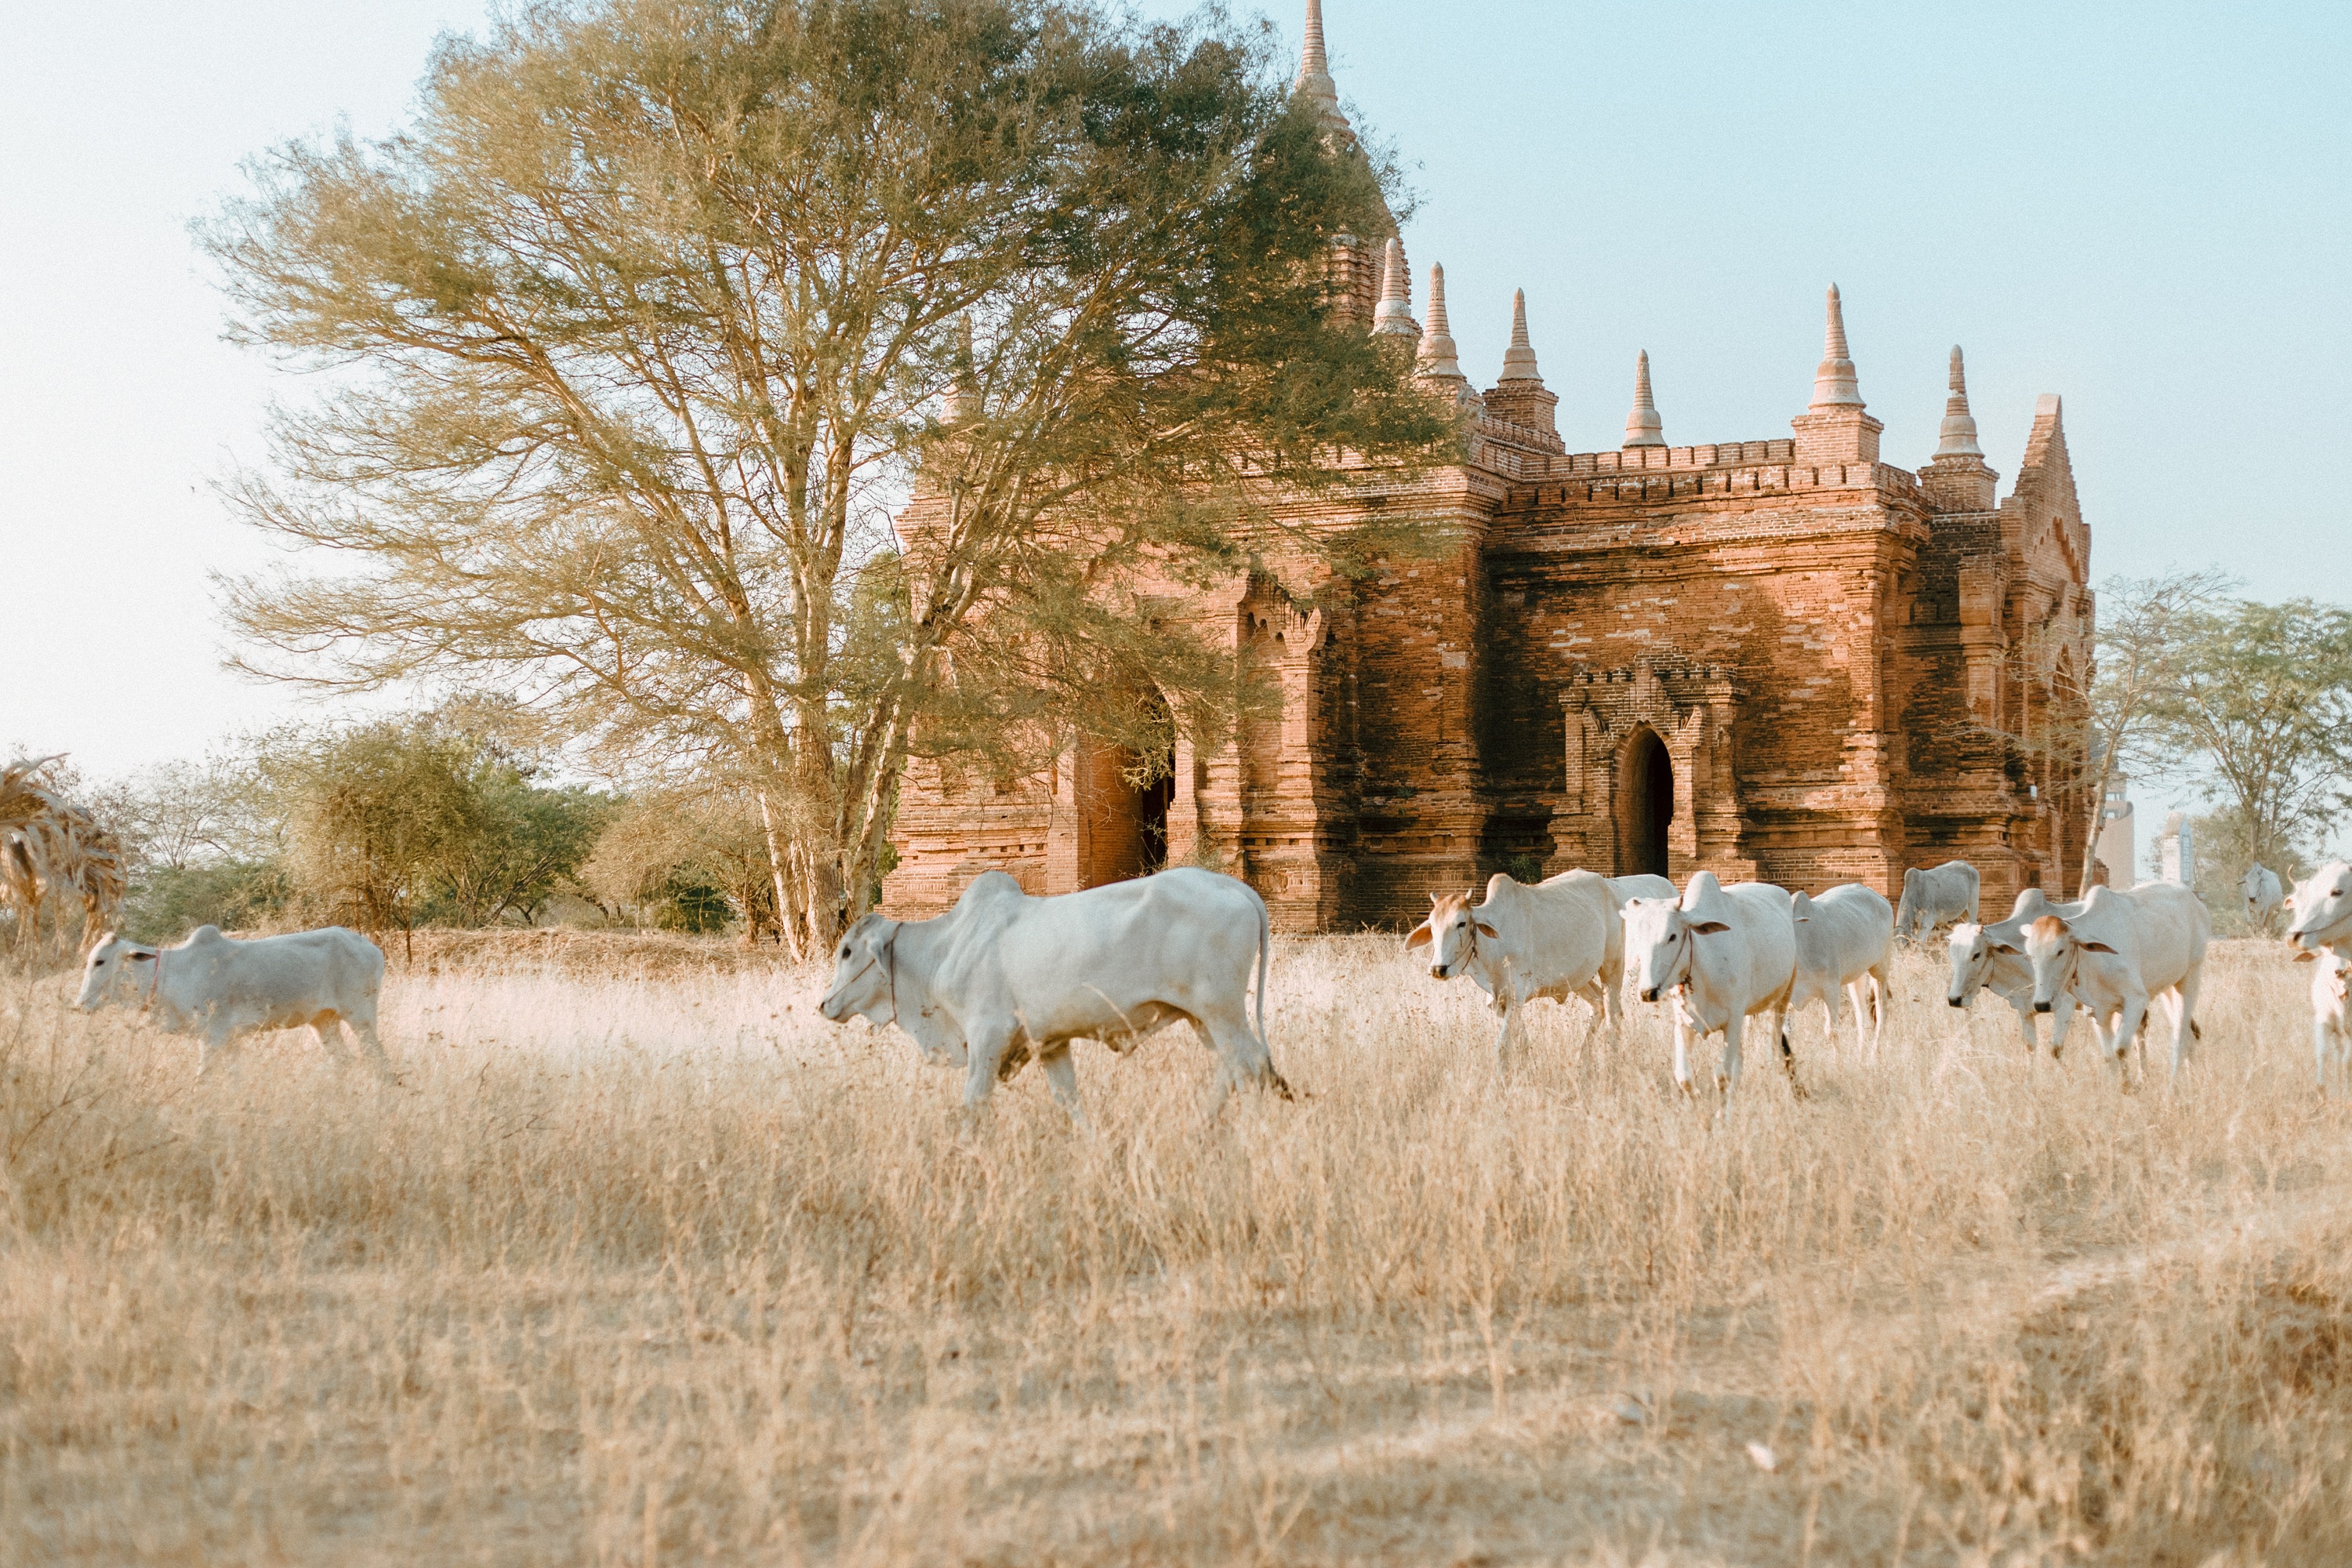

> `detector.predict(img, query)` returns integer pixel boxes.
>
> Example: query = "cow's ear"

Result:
[1690,920,1731,935]
[1474,921,1499,939]
[1404,927,1433,950]
[1991,941,2020,955]
[2079,940,2118,954]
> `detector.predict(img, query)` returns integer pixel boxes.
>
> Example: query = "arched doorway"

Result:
[1077,689,1178,886]
[1617,727,1673,878]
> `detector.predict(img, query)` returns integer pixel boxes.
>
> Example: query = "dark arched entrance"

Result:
[1078,688,1178,886]
[1617,728,1673,878]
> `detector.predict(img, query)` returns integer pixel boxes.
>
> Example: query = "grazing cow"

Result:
[1895,860,1980,942]
[1404,869,1625,1062]
[74,924,391,1078]
[2023,881,2211,1080]
[1788,884,1893,1056]
[1621,871,1798,1099]
[2294,946,2351,1097]
[1944,889,2088,1054]
[2241,863,2286,935]
[816,868,1282,1120]
[2287,861,2352,957]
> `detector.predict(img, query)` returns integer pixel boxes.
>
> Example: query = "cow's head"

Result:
[2022,914,2113,1013]
[2241,863,2270,914]
[1404,889,1492,982]
[1623,895,1725,1004]
[818,913,900,1026]
[2288,862,2352,953]
[74,931,158,1013]
[1944,922,2013,1007]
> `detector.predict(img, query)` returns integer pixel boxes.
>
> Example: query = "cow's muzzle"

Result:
[2034,1000,2053,1014]
[1639,987,1660,1004]
[1947,995,1965,1008]
[1430,964,1448,980]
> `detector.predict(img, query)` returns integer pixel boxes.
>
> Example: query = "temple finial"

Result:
[1294,0,1345,131]
[1415,263,1463,381]
[942,314,976,423]
[1623,350,1665,447]
[1809,283,1864,409]
[1497,289,1541,382]
[1371,237,1417,337]
[1934,343,1984,457]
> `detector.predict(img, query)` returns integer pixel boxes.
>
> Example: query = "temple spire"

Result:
[1934,344,1984,457]
[1294,0,1347,136]
[1622,350,1665,447]
[1809,283,1864,409]
[1371,237,1418,338]
[1414,263,1463,381]
[942,314,975,423]
[1497,289,1541,382]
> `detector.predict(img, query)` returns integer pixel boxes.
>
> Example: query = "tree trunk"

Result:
[2077,754,2114,893]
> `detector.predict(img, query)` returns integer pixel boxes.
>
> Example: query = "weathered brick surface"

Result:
[884,272,2091,935]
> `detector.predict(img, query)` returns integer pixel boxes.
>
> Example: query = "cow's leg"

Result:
[1037,1044,1087,1126]
[2172,970,2203,1073]
[2047,996,2074,1060]
[1577,979,1614,1047]
[1864,967,1889,1058]
[1718,1012,1744,1098]
[343,1003,396,1081]
[961,1021,1015,1112]
[308,1017,350,1065]
[1193,1009,1288,1115]
[197,1025,243,1079]
[1671,1011,1696,1095]
[1774,1007,1806,1098]
[2009,995,2039,1054]
[1490,998,1518,1066]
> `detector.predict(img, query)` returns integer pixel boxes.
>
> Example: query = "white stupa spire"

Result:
[1622,351,1664,447]
[1933,344,1985,457]
[1809,283,1864,409]
[1415,263,1464,381]
[1371,237,1417,337]
[1497,289,1541,382]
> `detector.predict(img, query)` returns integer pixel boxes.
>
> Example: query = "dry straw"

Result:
[2,935,2346,1563]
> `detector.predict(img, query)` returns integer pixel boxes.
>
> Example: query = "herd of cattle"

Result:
[60,856,2352,1112]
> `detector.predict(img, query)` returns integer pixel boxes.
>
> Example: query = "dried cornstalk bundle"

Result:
[0,755,126,954]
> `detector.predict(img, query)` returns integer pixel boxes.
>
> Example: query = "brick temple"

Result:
[883,2,2093,931]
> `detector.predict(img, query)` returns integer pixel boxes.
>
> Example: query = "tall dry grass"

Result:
[2,935,2347,1566]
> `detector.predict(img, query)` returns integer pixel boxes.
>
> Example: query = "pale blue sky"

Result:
[5,1,2347,780]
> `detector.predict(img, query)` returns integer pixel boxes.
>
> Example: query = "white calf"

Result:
[2024,881,2211,1082]
[2241,863,2285,935]
[1405,870,1624,1062]
[1788,884,1893,1056]
[2295,947,2350,1098]
[1621,871,1798,1099]
[74,924,391,1078]
[1944,890,2085,1055]
[1896,860,1981,943]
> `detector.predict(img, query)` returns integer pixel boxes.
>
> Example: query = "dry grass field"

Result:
[3,931,2348,1566]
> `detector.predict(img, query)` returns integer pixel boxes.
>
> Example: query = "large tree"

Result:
[2154,597,2352,872]
[204,0,1448,954]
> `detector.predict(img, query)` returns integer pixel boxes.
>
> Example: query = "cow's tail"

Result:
[1254,892,1271,1048]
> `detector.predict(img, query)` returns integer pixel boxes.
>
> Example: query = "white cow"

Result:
[1606,873,1679,905]
[815,868,1282,1120]
[2293,946,2350,1097]
[1788,884,1893,1056]
[1404,869,1628,1062]
[2024,881,2211,1081]
[2287,861,2352,957]
[1896,860,1980,942]
[1944,889,2088,1054]
[2241,863,2286,935]
[73,924,391,1078]
[1621,871,1799,1099]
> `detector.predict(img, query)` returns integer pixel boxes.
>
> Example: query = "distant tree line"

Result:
[1997,568,2352,915]
[93,709,804,949]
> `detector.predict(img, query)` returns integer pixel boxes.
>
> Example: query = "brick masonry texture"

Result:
[884,24,2092,930]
